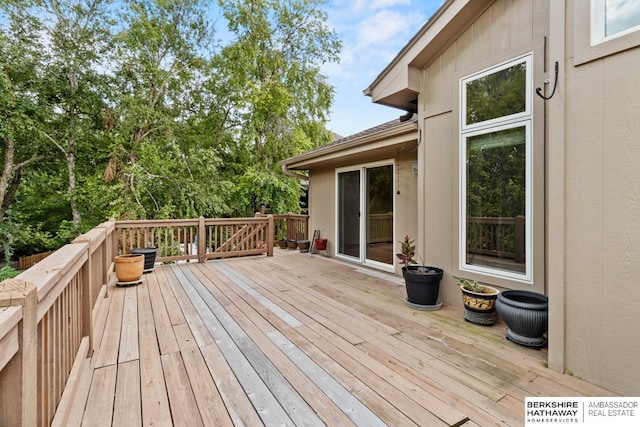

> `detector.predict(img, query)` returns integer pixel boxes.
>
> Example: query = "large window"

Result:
[592,0,640,44]
[460,55,532,282]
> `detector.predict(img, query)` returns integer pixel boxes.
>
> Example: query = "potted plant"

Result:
[396,235,443,309]
[457,277,499,325]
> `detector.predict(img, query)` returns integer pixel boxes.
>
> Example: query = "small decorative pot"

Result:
[287,239,297,250]
[278,239,288,249]
[460,285,499,325]
[315,238,327,251]
[114,254,144,283]
[297,240,310,252]
[496,290,548,348]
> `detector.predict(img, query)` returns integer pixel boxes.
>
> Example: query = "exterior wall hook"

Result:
[536,61,559,100]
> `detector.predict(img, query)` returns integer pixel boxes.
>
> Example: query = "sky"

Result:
[320,0,444,138]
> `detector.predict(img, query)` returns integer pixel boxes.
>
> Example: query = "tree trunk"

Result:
[0,137,16,222]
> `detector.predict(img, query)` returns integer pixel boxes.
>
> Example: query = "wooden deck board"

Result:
[70,251,615,426]
[113,360,142,427]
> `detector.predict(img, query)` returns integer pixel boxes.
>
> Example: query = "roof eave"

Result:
[364,0,493,110]
[281,121,418,170]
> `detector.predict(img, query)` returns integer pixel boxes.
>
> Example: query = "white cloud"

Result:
[322,0,442,135]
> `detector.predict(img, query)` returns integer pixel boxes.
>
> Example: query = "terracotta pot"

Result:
[114,254,144,282]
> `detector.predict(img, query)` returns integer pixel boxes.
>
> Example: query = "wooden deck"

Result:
[68,250,613,426]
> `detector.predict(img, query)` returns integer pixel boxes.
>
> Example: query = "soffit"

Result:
[281,119,418,170]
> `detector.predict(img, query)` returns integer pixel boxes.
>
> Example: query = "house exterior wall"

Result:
[307,150,418,274]
[545,0,640,395]
[419,0,549,305]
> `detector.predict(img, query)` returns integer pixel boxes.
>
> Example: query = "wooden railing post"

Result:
[0,279,38,427]
[514,215,526,263]
[198,216,206,263]
[267,215,274,257]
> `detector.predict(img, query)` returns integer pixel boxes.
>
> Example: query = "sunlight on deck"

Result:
[71,251,613,426]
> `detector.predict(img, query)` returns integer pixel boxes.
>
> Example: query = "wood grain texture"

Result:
[65,251,615,426]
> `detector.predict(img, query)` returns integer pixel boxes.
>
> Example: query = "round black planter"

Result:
[496,290,548,348]
[402,266,443,307]
[130,247,158,272]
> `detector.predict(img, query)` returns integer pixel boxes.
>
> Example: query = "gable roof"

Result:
[363,0,492,111]
[280,115,418,171]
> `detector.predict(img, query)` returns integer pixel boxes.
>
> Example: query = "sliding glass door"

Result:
[337,161,394,270]
[337,170,361,258]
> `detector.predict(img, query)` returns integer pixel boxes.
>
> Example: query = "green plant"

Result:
[457,277,483,293]
[0,266,19,281]
[396,235,417,270]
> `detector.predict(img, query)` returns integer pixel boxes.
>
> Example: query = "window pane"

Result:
[338,170,360,258]
[366,165,393,265]
[465,62,526,126]
[605,0,640,36]
[466,126,526,273]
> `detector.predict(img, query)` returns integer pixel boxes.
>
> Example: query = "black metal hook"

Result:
[536,61,559,100]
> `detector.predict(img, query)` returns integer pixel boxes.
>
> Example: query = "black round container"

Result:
[402,266,443,307]
[496,290,548,348]
[130,247,158,272]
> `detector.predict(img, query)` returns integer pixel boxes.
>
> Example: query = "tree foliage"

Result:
[0,0,340,262]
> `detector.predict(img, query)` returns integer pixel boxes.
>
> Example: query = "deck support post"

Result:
[0,279,38,427]
[267,215,274,257]
[198,216,206,263]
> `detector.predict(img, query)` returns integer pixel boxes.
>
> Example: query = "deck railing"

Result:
[368,212,393,244]
[257,213,309,242]
[0,214,305,426]
[0,220,114,427]
[467,215,525,263]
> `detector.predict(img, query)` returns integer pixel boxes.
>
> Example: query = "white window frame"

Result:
[461,55,532,132]
[591,0,640,46]
[459,54,534,284]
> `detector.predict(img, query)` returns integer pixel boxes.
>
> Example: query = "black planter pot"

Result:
[130,247,158,272]
[496,290,548,348]
[402,266,443,308]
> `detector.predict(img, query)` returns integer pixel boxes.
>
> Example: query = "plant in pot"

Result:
[397,235,443,310]
[457,277,499,325]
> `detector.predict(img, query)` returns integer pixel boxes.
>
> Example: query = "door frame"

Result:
[335,159,396,272]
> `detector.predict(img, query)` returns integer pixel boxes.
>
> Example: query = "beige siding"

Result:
[307,167,335,256]
[420,0,548,307]
[562,45,640,394]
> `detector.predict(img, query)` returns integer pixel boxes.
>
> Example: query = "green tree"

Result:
[106,0,227,219]
[214,0,340,215]
[36,0,115,235]
[0,3,48,261]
